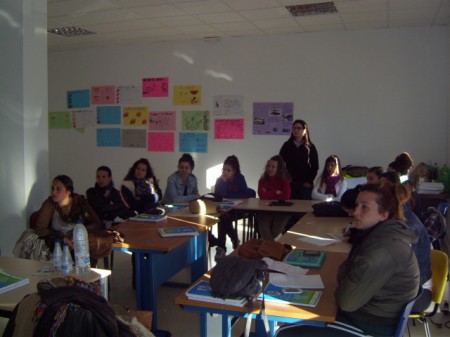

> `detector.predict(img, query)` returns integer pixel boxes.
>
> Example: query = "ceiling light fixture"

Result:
[286,1,337,17]
[48,26,96,37]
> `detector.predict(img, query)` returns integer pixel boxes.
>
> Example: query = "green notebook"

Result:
[284,249,326,268]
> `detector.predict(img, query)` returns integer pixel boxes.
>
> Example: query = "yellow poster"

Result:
[122,106,148,126]
[173,85,201,105]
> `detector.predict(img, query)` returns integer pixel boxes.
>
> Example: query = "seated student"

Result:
[312,155,347,201]
[380,171,432,312]
[366,166,383,184]
[214,155,251,260]
[387,152,414,184]
[86,166,134,225]
[31,175,112,265]
[257,155,291,240]
[277,182,420,337]
[121,158,162,214]
[162,153,200,204]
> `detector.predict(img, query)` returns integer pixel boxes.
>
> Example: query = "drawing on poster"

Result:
[174,85,201,105]
[67,90,90,109]
[116,85,141,104]
[91,86,116,105]
[213,95,243,115]
[179,132,208,153]
[122,106,148,126]
[122,129,146,148]
[97,106,121,125]
[149,111,176,131]
[97,128,121,147]
[49,111,72,129]
[253,102,294,135]
[182,111,209,131]
[142,77,169,97]
[214,119,244,139]
[148,132,174,152]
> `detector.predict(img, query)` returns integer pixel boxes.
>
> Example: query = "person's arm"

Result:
[278,179,291,200]
[34,198,55,237]
[120,181,139,212]
[214,177,227,198]
[333,178,348,202]
[83,200,102,232]
[336,247,395,312]
[226,174,249,198]
[172,175,199,203]
[308,145,320,183]
[311,176,328,201]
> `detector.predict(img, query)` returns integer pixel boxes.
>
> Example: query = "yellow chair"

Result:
[409,249,449,337]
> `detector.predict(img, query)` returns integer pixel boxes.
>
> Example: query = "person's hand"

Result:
[303,182,312,188]
[342,224,351,242]
[63,237,74,249]
[275,190,282,195]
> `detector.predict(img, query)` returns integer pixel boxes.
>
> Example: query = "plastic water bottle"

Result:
[73,220,90,274]
[53,240,63,271]
[61,243,73,274]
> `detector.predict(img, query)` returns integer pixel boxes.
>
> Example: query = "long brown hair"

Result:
[261,155,291,181]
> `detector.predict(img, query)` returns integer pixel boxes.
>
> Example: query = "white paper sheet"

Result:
[262,257,308,276]
[269,273,324,289]
[297,236,339,246]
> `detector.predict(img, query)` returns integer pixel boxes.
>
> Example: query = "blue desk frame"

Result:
[179,302,325,337]
[113,230,207,331]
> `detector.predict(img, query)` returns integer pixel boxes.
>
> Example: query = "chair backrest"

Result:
[394,287,424,337]
[430,249,449,304]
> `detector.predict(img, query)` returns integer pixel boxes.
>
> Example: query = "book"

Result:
[129,213,168,222]
[258,282,322,308]
[284,249,326,268]
[0,269,30,295]
[158,226,198,237]
[186,280,247,307]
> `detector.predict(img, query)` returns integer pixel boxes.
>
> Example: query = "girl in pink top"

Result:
[257,155,292,240]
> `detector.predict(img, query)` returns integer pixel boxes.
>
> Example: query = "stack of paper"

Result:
[186,280,247,307]
[0,269,29,295]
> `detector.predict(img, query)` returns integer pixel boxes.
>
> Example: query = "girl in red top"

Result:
[257,155,292,240]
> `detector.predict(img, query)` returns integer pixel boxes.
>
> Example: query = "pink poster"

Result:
[148,132,174,152]
[142,77,169,97]
[91,86,116,105]
[149,111,176,130]
[214,119,244,139]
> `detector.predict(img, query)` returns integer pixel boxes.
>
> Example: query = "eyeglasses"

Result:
[293,127,304,130]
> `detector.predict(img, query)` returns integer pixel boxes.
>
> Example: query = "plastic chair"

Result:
[274,288,423,337]
[409,249,449,337]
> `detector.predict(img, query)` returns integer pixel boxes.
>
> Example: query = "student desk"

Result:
[280,213,351,253]
[233,198,317,214]
[0,256,110,317]
[112,214,217,332]
[175,251,348,337]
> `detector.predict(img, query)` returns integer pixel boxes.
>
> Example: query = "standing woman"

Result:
[121,158,162,214]
[279,119,319,200]
[312,154,347,201]
[162,153,200,204]
[257,155,291,240]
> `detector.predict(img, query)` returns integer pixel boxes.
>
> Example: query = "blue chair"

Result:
[274,288,423,337]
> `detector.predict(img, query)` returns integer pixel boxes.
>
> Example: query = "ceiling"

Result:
[48,0,450,51]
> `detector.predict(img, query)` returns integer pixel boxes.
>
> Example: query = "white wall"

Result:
[48,27,449,198]
[0,0,49,256]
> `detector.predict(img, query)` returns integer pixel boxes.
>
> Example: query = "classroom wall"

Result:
[48,26,449,198]
[0,0,49,256]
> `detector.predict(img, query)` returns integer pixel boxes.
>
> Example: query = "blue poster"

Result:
[179,132,208,153]
[97,128,121,147]
[97,106,121,124]
[67,89,90,109]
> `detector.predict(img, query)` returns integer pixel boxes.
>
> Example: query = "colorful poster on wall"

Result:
[91,86,116,105]
[149,111,176,131]
[142,77,169,97]
[181,110,209,131]
[122,106,148,126]
[97,106,121,125]
[116,85,141,104]
[148,132,174,152]
[72,109,95,128]
[173,85,201,105]
[122,129,146,148]
[67,90,90,109]
[214,119,244,139]
[97,128,121,147]
[213,95,243,115]
[49,111,72,129]
[179,132,208,153]
[252,102,294,135]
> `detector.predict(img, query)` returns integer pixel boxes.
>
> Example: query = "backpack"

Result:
[423,207,447,245]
